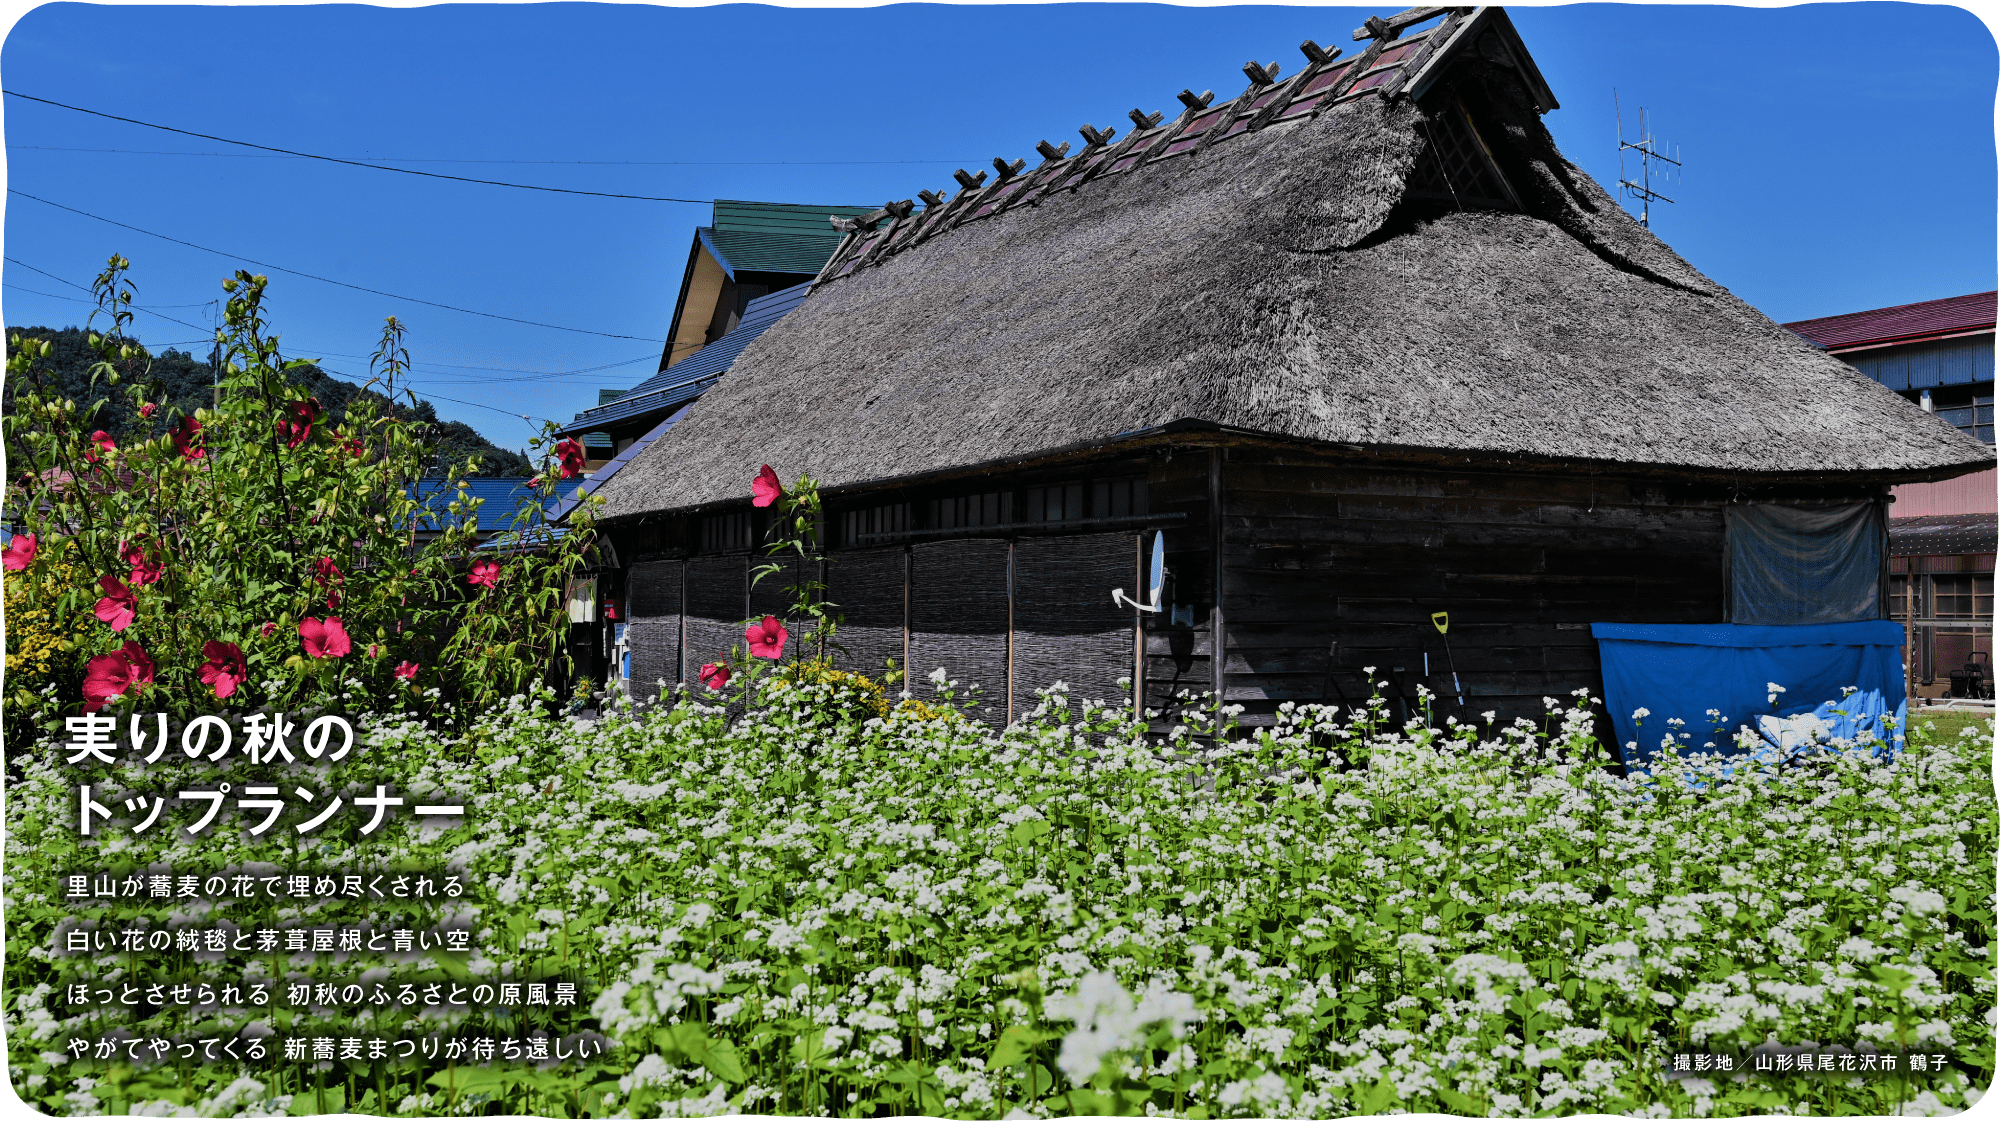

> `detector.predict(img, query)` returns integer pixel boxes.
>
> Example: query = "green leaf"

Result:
[987,1024,1049,1069]
[1011,818,1053,845]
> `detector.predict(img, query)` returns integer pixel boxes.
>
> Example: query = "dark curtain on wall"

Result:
[825,548,906,684]
[625,559,684,695]
[1012,533,1138,721]
[909,540,1010,723]
[685,555,748,680]
[1727,501,1883,626]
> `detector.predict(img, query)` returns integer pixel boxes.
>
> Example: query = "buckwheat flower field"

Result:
[4,677,1992,1118]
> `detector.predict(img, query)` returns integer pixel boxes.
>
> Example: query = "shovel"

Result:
[1431,611,1465,708]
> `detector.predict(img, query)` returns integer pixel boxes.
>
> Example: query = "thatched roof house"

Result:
[594,5,1994,736]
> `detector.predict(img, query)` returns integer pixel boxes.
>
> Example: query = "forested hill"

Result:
[4,326,530,476]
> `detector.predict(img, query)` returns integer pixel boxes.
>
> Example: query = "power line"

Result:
[7,190,663,342]
[1,259,212,306]
[3,259,214,332]
[9,257,656,385]
[315,361,555,427]
[8,144,975,168]
[2,90,730,204]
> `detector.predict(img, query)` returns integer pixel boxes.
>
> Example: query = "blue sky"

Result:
[2,2,1993,455]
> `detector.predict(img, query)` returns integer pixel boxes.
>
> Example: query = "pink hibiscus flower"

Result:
[298,616,352,659]
[276,397,321,449]
[121,539,163,586]
[138,402,157,419]
[82,641,156,713]
[197,640,248,699]
[699,661,731,690]
[467,559,501,589]
[85,430,116,464]
[312,556,344,586]
[751,464,784,508]
[93,575,137,631]
[259,621,278,638]
[2,533,36,572]
[394,660,419,680]
[555,438,586,480]
[170,416,205,460]
[745,616,788,660]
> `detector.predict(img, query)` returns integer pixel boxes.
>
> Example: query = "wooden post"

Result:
[1135,533,1146,713]
[1209,449,1226,729]
[902,546,912,696]
[1006,540,1016,727]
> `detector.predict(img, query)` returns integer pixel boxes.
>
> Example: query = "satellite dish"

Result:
[1113,530,1167,613]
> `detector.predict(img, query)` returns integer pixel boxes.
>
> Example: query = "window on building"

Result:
[1932,387,1995,446]
[842,502,911,546]
[1025,483,1086,523]
[1092,477,1149,519]
[930,492,1013,530]
[699,511,752,553]
[1407,98,1519,211]
[1932,573,1994,620]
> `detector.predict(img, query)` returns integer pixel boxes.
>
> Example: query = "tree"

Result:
[3,326,531,475]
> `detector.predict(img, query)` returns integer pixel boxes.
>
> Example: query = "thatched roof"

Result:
[600,6,1994,521]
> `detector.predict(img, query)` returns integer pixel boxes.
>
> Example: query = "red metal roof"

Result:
[1783,291,1996,353]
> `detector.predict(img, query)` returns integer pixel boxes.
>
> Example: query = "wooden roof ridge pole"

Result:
[906,167,989,250]
[1323,35,1393,103]
[809,227,866,288]
[854,199,917,271]
[1240,40,1345,133]
[1351,5,1452,43]
[1065,102,1178,192]
[1192,62,1288,158]
[1379,9,1469,100]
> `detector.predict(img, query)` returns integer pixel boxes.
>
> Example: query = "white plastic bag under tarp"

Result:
[1726,501,1883,625]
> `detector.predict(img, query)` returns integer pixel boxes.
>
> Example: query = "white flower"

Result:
[1044,971,1200,1086]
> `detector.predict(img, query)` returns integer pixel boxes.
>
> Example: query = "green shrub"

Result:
[2,257,599,732]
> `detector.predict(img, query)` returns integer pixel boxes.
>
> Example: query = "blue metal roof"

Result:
[553,403,695,523]
[408,477,554,532]
[556,281,811,437]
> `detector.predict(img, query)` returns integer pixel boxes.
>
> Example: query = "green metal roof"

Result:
[703,200,874,276]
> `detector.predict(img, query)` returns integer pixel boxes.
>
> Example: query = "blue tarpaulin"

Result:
[1592,621,1906,766]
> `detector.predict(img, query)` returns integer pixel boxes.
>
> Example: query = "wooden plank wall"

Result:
[1012,533,1138,720]
[1219,451,1727,727]
[626,559,683,696]
[1142,453,1219,722]
[908,540,1011,723]
[684,555,748,680]
[824,548,906,684]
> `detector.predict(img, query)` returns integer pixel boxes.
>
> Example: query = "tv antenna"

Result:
[1614,90,1681,228]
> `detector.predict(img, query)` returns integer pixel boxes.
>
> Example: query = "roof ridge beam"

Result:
[1352,6,1449,42]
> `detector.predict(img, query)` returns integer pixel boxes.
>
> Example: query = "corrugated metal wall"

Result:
[1848,334,1994,390]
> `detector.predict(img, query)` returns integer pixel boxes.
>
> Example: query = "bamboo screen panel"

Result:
[824,549,906,682]
[625,559,683,694]
[684,556,748,681]
[1012,533,1137,720]
[909,540,1010,723]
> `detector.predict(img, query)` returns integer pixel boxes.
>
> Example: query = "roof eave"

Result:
[602,422,1995,524]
